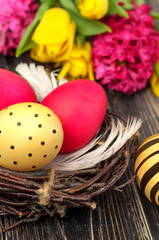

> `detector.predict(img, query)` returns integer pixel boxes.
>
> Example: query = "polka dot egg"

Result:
[134,134,159,206]
[0,102,63,171]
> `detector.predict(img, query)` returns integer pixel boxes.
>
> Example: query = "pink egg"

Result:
[41,79,107,153]
[0,68,37,110]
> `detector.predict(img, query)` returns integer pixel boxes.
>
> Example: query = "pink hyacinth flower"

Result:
[92,3,159,94]
[0,0,39,55]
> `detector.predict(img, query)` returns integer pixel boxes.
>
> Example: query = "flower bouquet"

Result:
[1,0,159,95]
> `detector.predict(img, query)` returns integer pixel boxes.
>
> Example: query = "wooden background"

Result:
[0,0,158,239]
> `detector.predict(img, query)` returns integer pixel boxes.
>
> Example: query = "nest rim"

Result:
[0,111,138,231]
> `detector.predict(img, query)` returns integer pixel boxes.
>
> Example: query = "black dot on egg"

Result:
[41,141,45,146]
[13,161,17,165]
[32,166,36,169]
[55,145,58,149]
[28,105,32,107]
[38,124,42,128]
[34,114,38,117]
[28,136,33,140]
[0,130,1,134]
[0,155,1,158]
[47,114,51,117]
[43,154,47,158]
[28,153,32,157]
[9,112,13,116]
[10,145,15,150]
[52,129,56,134]
[17,122,21,126]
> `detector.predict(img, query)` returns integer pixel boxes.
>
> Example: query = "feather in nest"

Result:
[15,63,68,102]
[45,116,142,171]
[15,63,142,172]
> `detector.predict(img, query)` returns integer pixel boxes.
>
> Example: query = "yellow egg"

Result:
[0,102,63,171]
[134,134,159,206]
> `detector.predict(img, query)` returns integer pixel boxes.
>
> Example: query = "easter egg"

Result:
[0,103,63,171]
[0,68,37,110]
[134,134,159,206]
[41,79,107,153]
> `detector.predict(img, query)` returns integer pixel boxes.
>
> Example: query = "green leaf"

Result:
[154,63,159,77]
[119,0,133,10]
[59,0,111,36]
[135,0,145,6]
[76,35,85,47]
[16,0,56,57]
[74,0,81,4]
[111,0,133,11]
[70,11,111,36]
[108,0,129,18]
[108,0,145,14]
[150,11,159,20]
[59,0,80,14]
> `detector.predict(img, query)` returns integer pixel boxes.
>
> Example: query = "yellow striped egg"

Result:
[134,134,159,206]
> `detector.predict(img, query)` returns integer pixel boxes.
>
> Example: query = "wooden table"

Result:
[0,0,158,239]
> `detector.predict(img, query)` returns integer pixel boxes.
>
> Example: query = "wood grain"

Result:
[0,1,159,239]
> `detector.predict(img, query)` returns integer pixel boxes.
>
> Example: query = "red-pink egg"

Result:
[0,68,37,110]
[41,79,107,153]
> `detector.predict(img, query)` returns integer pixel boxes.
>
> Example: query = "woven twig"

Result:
[0,112,138,232]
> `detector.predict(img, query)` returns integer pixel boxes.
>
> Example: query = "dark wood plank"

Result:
[0,0,158,239]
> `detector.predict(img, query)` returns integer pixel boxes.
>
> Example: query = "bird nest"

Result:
[0,112,139,231]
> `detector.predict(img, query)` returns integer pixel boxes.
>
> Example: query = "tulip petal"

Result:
[32,8,71,44]
[150,73,159,98]
[78,0,109,20]
[30,45,52,63]
[53,21,76,62]
[58,61,71,80]
[88,61,95,81]
[57,41,95,81]
[81,42,91,61]
[69,58,88,78]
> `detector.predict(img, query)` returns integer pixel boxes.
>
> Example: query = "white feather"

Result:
[15,63,68,102]
[45,116,142,171]
[50,71,58,90]
[58,77,68,86]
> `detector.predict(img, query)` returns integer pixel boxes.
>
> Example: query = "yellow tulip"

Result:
[30,8,76,63]
[77,0,109,20]
[150,65,159,97]
[58,42,94,81]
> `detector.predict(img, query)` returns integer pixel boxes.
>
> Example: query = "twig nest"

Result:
[0,112,139,231]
